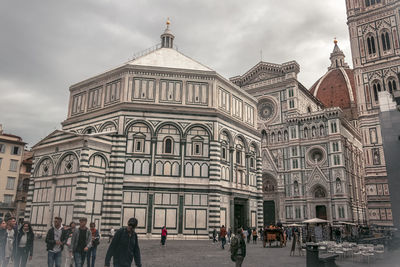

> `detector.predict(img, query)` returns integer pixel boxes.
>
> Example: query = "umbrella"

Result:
[337,221,357,226]
[287,223,302,227]
[303,218,329,224]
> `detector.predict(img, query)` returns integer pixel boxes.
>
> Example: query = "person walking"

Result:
[212,229,217,243]
[161,226,167,246]
[230,229,246,267]
[108,228,115,244]
[0,219,7,265]
[219,225,227,249]
[105,217,142,267]
[64,222,76,267]
[246,228,251,243]
[13,221,34,267]
[87,222,99,267]
[71,218,92,267]
[290,231,297,256]
[252,228,257,244]
[46,217,68,267]
[3,217,17,267]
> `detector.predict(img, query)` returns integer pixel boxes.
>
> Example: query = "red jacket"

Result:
[220,227,227,238]
[161,228,167,236]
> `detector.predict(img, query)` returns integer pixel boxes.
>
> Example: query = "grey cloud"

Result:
[0,0,350,147]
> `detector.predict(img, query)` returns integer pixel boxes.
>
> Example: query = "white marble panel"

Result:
[185,209,195,228]
[154,209,166,228]
[135,208,146,228]
[197,209,206,228]
[166,209,176,228]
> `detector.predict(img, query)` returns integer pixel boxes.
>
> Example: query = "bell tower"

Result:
[346,0,400,226]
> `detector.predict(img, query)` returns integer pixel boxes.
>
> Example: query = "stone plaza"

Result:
[18,237,400,267]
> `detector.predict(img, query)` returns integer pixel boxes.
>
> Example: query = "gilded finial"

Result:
[334,37,338,44]
[166,17,170,26]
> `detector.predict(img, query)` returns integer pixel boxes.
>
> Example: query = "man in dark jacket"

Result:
[71,218,92,267]
[46,217,68,267]
[105,217,142,267]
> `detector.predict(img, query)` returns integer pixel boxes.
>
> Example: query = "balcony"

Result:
[0,202,16,210]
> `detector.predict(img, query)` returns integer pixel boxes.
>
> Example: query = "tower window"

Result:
[373,82,381,101]
[381,32,391,51]
[367,36,376,55]
[388,79,397,94]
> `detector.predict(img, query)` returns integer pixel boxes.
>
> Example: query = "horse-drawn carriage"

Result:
[263,228,285,247]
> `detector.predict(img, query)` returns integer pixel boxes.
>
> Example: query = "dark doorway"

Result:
[263,200,275,227]
[234,198,248,231]
[316,205,327,220]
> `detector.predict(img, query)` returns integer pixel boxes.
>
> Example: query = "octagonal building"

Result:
[26,23,262,237]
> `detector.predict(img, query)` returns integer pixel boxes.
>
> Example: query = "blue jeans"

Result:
[86,247,97,267]
[47,251,62,267]
[74,251,87,267]
[221,237,226,249]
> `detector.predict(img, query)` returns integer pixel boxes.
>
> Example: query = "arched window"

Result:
[388,79,397,94]
[314,186,326,198]
[277,131,282,142]
[284,130,289,141]
[164,137,173,154]
[271,132,275,143]
[381,31,391,51]
[372,82,381,101]
[367,36,376,55]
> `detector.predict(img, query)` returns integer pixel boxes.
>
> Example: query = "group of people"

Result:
[0,216,34,267]
[46,217,100,267]
[0,215,142,267]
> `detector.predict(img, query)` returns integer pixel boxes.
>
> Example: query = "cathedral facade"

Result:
[346,0,400,226]
[25,25,264,236]
[231,44,367,226]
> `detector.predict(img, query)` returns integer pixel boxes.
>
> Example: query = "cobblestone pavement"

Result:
[10,238,400,267]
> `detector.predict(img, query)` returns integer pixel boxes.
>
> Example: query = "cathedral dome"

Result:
[309,40,358,121]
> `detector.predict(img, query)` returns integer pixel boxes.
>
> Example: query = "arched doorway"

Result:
[313,185,328,220]
[262,173,277,226]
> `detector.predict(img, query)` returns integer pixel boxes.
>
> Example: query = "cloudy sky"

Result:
[0,0,351,147]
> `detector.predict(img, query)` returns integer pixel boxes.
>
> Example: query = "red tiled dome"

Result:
[310,68,357,110]
[309,41,358,121]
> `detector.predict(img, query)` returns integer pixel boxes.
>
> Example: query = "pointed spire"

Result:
[161,18,175,48]
[329,38,349,70]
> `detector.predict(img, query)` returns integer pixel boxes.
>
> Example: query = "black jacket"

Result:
[14,229,34,256]
[105,227,141,267]
[45,227,68,251]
